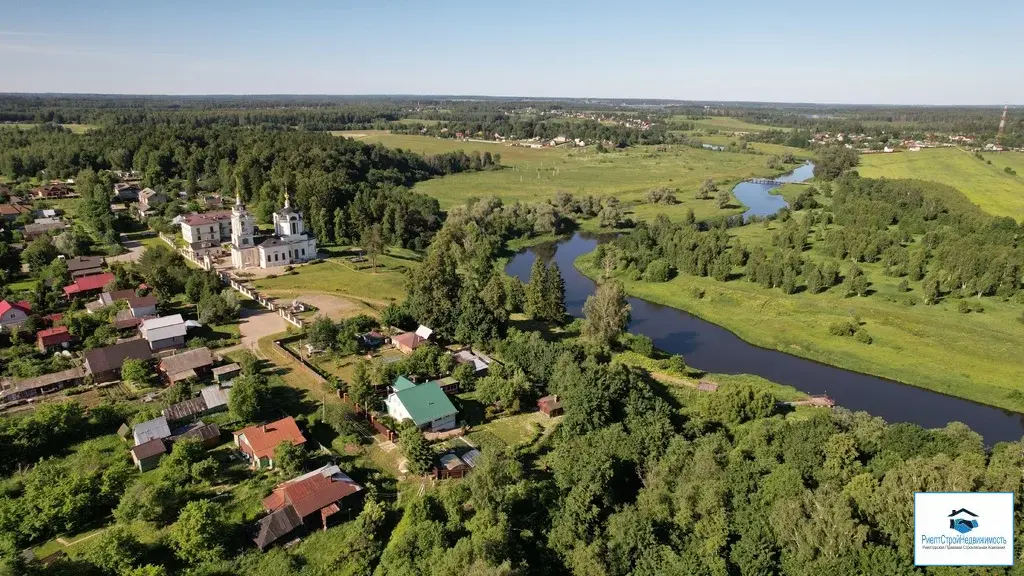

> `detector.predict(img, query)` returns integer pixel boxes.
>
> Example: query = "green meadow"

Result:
[576,214,1024,413]
[858,148,1024,220]
[339,132,807,220]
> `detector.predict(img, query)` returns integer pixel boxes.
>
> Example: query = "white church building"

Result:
[230,194,317,270]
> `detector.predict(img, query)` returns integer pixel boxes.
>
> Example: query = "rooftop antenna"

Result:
[997,105,1008,144]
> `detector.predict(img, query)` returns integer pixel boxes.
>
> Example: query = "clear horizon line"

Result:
[0,91,1017,108]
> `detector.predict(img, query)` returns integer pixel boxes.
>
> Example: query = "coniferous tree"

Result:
[524,258,548,319]
[543,262,567,322]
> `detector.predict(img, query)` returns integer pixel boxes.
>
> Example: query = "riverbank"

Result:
[575,250,1024,414]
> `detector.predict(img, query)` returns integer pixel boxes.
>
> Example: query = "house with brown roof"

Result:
[130,438,167,472]
[33,183,72,199]
[127,294,158,318]
[0,366,86,404]
[83,339,152,383]
[37,326,72,352]
[0,203,31,223]
[392,325,433,355]
[537,395,563,417]
[234,416,306,469]
[63,255,105,279]
[255,464,363,550]
[0,300,32,332]
[137,188,167,219]
[158,347,214,384]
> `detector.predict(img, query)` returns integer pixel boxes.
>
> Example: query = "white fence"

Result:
[159,233,304,329]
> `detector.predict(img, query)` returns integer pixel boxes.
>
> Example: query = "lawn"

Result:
[858,148,1024,221]
[474,411,558,446]
[251,253,411,304]
[577,217,1024,413]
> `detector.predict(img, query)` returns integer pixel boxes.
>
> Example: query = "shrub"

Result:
[853,329,873,344]
[624,333,655,357]
[642,259,673,282]
[828,321,857,337]
[957,300,971,314]
[691,287,706,299]
[665,355,687,375]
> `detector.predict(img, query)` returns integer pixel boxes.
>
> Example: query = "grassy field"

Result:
[0,123,95,134]
[251,248,415,304]
[334,131,810,223]
[858,148,1024,220]
[577,217,1024,413]
[414,144,794,215]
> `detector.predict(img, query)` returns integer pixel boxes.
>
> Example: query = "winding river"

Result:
[505,167,1024,444]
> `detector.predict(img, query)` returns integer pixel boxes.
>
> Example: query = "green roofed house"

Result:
[391,376,417,393]
[384,381,458,432]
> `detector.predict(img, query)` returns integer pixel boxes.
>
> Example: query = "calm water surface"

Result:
[505,162,1024,444]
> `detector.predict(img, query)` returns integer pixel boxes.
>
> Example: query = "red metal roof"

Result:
[37,326,72,346]
[63,273,115,296]
[262,469,362,518]
[0,300,31,316]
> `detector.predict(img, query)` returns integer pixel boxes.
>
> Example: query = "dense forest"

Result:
[0,122,509,249]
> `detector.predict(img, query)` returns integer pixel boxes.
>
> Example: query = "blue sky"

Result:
[0,0,1020,104]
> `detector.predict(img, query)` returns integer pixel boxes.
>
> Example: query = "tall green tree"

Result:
[582,281,631,347]
[170,500,225,564]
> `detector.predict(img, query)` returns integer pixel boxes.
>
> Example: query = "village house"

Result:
[433,452,471,480]
[0,366,86,404]
[33,183,72,199]
[180,211,233,244]
[130,439,167,472]
[452,348,494,376]
[234,416,307,469]
[132,415,172,445]
[537,395,564,417]
[83,338,153,383]
[392,325,432,355]
[23,218,67,240]
[0,203,31,223]
[113,309,144,330]
[255,464,363,550]
[127,294,159,318]
[63,255,105,279]
[140,314,188,351]
[212,363,241,383]
[63,272,115,299]
[0,300,32,332]
[36,326,72,352]
[158,346,214,384]
[85,288,137,313]
[172,420,222,449]
[384,380,458,432]
[113,183,141,201]
[137,188,168,219]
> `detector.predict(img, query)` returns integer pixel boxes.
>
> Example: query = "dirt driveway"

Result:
[237,306,288,351]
